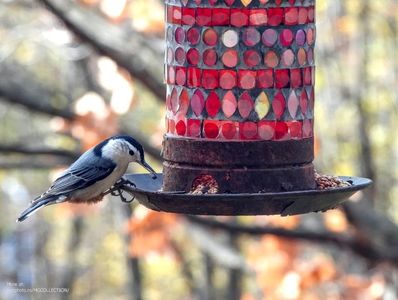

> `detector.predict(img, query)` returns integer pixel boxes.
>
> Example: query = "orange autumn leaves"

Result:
[79,0,164,34]
[126,211,179,257]
[126,211,370,299]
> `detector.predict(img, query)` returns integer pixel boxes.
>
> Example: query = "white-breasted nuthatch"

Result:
[17,135,157,222]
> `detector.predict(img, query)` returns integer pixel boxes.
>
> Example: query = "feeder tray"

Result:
[124,174,372,216]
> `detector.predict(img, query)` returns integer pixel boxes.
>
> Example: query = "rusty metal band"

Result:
[162,136,314,167]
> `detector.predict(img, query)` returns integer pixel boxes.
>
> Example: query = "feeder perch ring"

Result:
[123,174,372,216]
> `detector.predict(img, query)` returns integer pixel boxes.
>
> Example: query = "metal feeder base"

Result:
[124,174,372,216]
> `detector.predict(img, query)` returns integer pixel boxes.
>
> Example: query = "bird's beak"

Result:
[140,160,157,179]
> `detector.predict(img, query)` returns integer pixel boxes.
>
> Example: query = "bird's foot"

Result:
[115,177,136,188]
[104,185,135,203]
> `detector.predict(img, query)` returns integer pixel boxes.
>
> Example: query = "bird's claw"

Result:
[115,177,136,188]
[108,185,135,203]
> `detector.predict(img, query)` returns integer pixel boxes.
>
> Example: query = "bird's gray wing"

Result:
[42,150,116,197]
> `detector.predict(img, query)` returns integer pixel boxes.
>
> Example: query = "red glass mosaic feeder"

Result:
[125,0,371,215]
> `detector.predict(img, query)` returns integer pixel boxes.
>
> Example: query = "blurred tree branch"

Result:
[36,0,165,102]
[0,60,162,162]
[187,212,398,267]
[0,61,75,120]
[0,158,73,169]
[0,145,79,159]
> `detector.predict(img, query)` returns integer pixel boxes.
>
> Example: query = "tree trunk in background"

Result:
[354,0,376,205]
[124,205,143,300]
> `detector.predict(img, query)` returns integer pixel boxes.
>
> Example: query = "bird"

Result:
[17,135,157,222]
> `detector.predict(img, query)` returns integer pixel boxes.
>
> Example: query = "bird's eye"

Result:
[129,150,134,156]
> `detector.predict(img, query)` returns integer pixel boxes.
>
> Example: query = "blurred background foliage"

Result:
[0,0,398,299]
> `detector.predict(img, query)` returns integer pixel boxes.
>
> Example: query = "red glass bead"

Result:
[267,8,283,26]
[280,29,294,47]
[175,67,186,85]
[281,49,295,67]
[257,69,274,88]
[308,6,315,22]
[204,121,219,138]
[170,88,178,114]
[171,6,182,24]
[221,121,237,139]
[167,47,173,64]
[298,8,308,24]
[179,89,190,115]
[242,28,260,46]
[167,66,175,84]
[206,91,221,117]
[272,92,286,119]
[222,30,238,48]
[300,89,308,116]
[212,8,230,26]
[166,90,171,111]
[240,122,258,140]
[275,69,290,88]
[285,7,298,25]
[208,0,217,6]
[187,119,201,137]
[274,122,289,140]
[222,50,238,68]
[296,29,306,46]
[196,8,212,26]
[262,29,278,46]
[249,9,267,26]
[230,9,249,27]
[307,47,314,64]
[238,70,256,90]
[187,27,200,45]
[258,121,275,140]
[288,121,302,139]
[297,48,307,66]
[222,91,237,118]
[203,48,217,66]
[202,69,219,89]
[203,28,218,46]
[187,48,200,65]
[168,118,175,134]
[175,27,185,44]
[307,28,315,45]
[219,70,237,89]
[224,0,235,6]
[238,91,254,119]
[264,51,279,68]
[187,67,201,87]
[166,5,173,23]
[182,7,195,25]
[175,47,186,65]
[191,89,205,116]
[176,119,186,136]
[290,69,302,88]
[303,67,312,85]
[243,50,261,67]
[302,119,312,137]
[287,91,299,118]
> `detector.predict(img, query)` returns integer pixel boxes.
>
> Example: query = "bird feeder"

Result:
[126,0,371,215]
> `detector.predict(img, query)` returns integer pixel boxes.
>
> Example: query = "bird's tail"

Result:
[17,195,64,222]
